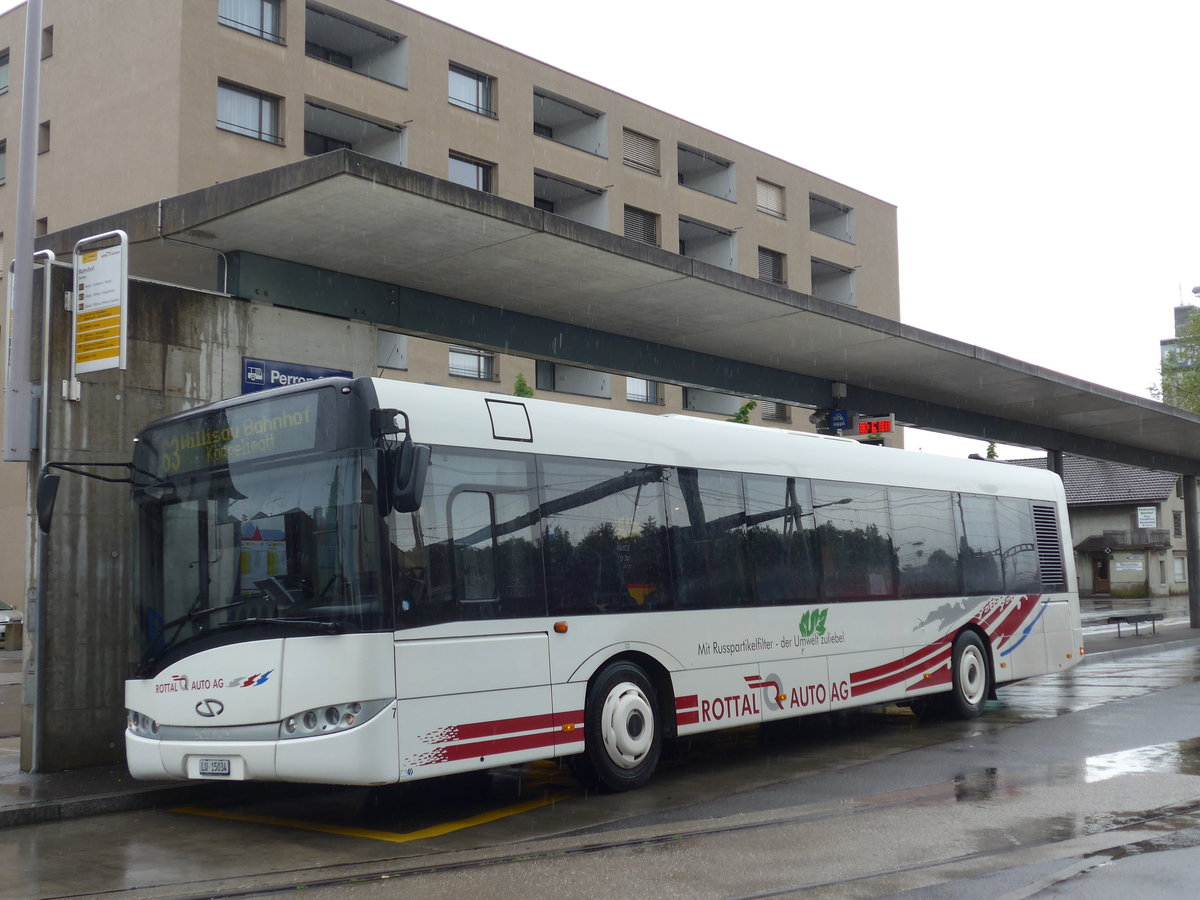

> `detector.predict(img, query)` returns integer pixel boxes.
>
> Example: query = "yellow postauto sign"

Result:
[73,243,127,374]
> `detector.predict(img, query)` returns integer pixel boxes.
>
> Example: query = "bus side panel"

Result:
[832,647,917,711]
[1040,596,1083,673]
[755,656,832,721]
[394,634,555,780]
[981,595,1050,683]
[673,664,764,737]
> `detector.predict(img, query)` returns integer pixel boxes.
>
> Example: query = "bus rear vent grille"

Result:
[1033,504,1066,589]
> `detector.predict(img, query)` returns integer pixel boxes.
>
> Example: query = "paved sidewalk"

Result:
[2,613,1198,828]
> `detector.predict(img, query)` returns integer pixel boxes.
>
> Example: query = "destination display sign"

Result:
[141,389,332,478]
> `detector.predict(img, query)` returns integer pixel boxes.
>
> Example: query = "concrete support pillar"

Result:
[1185,474,1200,629]
[1046,449,1065,479]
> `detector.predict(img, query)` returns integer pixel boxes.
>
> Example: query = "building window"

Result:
[758,247,785,284]
[623,205,659,246]
[304,101,405,165]
[35,217,47,237]
[677,143,734,201]
[679,217,735,270]
[622,128,659,175]
[536,361,611,398]
[0,49,9,95]
[40,25,52,59]
[306,42,352,68]
[533,90,604,156]
[217,82,282,144]
[810,193,855,243]
[1175,555,1188,583]
[449,346,496,380]
[684,388,743,417]
[449,152,494,192]
[377,332,408,370]
[756,179,785,218]
[1174,510,1184,538]
[449,64,495,117]
[0,140,6,186]
[37,120,49,154]
[533,171,606,227]
[761,401,790,423]
[811,258,855,305]
[626,378,659,404]
[305,5,407,88]
[219,0,283,43]
[304,131,351,155]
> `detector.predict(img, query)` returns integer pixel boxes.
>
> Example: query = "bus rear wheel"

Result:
[577,661,662,792]
[946,631,990,719]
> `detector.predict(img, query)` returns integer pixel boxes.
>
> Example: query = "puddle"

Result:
[1083,738,1200,783]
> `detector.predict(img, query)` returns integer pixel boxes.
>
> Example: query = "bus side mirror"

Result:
[37,472,61,534]
[389,439,430,513]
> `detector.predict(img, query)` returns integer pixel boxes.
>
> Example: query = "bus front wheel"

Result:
[946,631,990,719]
[577,661,662,792]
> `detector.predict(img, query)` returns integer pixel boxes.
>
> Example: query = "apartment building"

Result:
[0,0,899,635]
[0,0,898,399]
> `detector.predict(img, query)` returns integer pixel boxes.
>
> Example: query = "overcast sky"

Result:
[401,0,1200,457]
[7,1,1198,458]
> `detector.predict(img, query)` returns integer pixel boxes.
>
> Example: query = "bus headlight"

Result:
[279,699,390,740]
[127,709,160,738]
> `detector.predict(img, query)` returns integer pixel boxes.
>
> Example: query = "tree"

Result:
[513,372,534,398]
[1155,307,1200,413]
[728,400,757,424]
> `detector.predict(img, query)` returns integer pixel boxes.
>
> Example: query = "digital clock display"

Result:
[857,418,893,435]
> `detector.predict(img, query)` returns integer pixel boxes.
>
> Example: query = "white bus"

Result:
[124,377,1081,791]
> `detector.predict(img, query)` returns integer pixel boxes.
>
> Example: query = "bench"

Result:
[1106,613,1164,638]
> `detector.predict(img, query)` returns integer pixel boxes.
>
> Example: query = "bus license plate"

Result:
[198,758,231,777]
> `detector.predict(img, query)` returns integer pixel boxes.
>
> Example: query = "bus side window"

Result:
[813,480,896,601]
[890,487,960,598]
[744,474,819,605]
[996,498,1040,592]
[958,494,1004,595]
[667,468,751,608]
[451,490,498,602]
[540,457,670,614]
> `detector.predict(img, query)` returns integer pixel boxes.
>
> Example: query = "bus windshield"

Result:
[133,449,388,674]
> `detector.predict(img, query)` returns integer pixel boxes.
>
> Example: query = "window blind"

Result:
[622,129,659,174]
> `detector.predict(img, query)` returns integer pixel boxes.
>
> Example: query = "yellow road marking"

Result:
[173,791,575,843]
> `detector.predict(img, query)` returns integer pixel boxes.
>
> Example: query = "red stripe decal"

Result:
[852,644,951,698]
[440,730,562,762]
[851,637,949,685]
[988,595,1040,649]
[909,667,952,691]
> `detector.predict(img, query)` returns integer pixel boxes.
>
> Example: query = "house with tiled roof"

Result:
[1007,456,1186,598]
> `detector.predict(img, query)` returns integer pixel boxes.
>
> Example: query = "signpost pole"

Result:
[3,0,43,461]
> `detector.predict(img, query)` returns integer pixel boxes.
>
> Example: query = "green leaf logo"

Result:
[799,609,829,637]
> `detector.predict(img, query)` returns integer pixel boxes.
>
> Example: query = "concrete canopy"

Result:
[42,150,1200,474]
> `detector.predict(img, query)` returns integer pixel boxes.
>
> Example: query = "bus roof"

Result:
[370,379,1064,502]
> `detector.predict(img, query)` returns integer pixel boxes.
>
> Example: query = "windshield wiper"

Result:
[221,617,342,634]
[137,613,342,676]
